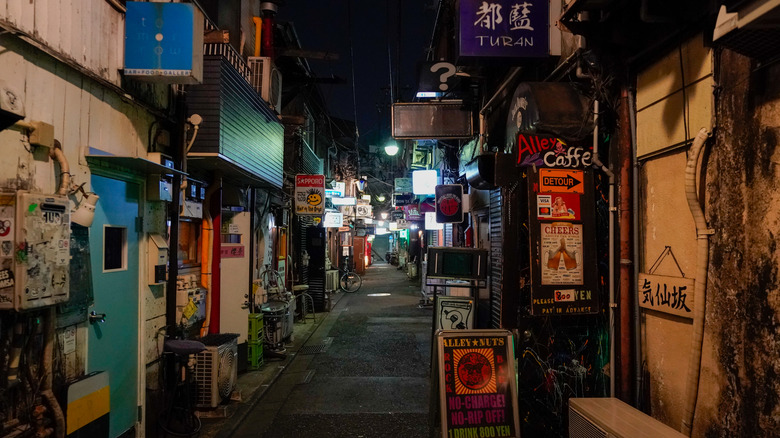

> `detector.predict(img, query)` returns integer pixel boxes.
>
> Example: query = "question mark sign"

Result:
[430,62,456,91]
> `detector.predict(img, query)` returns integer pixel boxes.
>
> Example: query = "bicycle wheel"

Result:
[339,272,362,293]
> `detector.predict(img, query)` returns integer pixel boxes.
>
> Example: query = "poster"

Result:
[436,296,475,330]
[436,330,520,438]
[536,193,580,221]
[294,174,325,215]
[541,222,583,285]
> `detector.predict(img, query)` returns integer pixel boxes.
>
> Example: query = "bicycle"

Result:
[339,256,363,293]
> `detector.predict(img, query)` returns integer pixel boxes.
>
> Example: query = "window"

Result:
[104,226,127,271]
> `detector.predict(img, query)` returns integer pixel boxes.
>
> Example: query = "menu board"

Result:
[436,330,520,438]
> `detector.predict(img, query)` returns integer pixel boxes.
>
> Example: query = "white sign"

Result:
[331,197,357,206]
[412,170,438,195]
[425,212,443,230]
[323,212,343,228]
[541,222,583,285]
[356,204,373,218]
[331,181,346,196]
[295,174,325,215]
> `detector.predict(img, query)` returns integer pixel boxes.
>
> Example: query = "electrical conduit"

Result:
[590,100,617,397]
[680,127,711,436]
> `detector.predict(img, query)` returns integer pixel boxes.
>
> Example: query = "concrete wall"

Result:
[637,35,780,436]
[636,34,716,431]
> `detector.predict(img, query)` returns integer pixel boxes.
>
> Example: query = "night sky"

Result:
[278,1,436,146]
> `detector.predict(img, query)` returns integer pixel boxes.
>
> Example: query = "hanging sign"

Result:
[435,185,464,223]
[393,193,416,206]
[538,169,584,194]
[459,0,549,58]
[394,178,413,194]
[295,174,325,215]
[638,273,694,319]
[515,134,593,169]
[435,330,520,438]
[323,212,343,228]
[356,204,373,218]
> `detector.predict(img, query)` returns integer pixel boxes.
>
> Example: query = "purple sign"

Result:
[459,0,549,58]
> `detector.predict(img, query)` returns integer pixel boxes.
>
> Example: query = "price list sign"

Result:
[436,330,520,438]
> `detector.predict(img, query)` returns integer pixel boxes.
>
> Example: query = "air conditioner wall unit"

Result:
[325,270,340,292]
[713,1,780,61]
[247,56,283,112]
[193,335,238,408]
[568,398,686,438]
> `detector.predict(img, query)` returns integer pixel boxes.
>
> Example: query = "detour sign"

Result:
[436,330,520,438]
[539,169,584,194]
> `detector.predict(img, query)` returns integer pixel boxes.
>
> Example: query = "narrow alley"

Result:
[210,262,432,438]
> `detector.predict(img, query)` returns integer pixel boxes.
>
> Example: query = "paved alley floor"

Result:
[230,262,434,438]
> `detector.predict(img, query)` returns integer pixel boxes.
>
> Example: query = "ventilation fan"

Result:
[192,334,238,408]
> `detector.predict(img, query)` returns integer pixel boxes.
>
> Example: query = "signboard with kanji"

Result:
[295,174,325,215]
[638,273,694,319]
[459,0,549,58]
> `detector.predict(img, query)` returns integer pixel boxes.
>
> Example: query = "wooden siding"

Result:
[187,56,284,188]
[0,0,123,85]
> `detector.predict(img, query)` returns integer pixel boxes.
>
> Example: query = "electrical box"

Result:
[148,233,168,285]
[147,175,173,202]
[0,191,71,311]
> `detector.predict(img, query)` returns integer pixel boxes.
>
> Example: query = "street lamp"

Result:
[377,194,386,202]
[356,176,367,192]
[384,142,399,156]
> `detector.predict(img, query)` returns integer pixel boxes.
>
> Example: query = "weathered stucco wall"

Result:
[702,48,780,437]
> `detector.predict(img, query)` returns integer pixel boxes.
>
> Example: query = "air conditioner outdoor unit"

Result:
[568,398,686,438]
[248,56,282,112]
[192,334,238,408]
[713,0,780,61]
[325,270,340,292]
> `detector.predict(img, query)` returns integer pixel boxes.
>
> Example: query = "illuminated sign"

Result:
[413,170,438,195]
[331,197,357,206]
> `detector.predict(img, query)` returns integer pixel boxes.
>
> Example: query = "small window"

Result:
[104,226,127,271]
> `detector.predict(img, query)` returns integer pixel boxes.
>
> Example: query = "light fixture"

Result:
[356,176,367,192]
[384,142,399,156]
[72,193,99,227]
[381,212,389,220]
[377,195,386,202]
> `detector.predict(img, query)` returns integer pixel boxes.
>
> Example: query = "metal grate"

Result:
[298,337,333,355]
[569,407,608,438]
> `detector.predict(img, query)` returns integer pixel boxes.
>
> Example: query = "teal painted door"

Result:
[88,175,140,437]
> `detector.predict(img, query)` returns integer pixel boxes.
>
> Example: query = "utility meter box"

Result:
[0,191,71,311]
[148,233,169,285]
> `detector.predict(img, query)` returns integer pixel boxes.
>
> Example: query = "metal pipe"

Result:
[628,88,643,408]
[590,100,616,397]
[681,127,711,436]
[618,86,634,402]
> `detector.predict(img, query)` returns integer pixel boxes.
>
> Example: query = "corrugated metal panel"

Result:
[187,56,284,188]
[444,224,453,247]
[489,188,503,329]
[301,143,323,175]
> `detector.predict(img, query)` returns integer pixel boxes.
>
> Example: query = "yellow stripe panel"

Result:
[66,386,110,435]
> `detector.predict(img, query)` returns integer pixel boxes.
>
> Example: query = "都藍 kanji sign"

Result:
[459,0,550,58]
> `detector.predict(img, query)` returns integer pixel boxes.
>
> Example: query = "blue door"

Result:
[88,175,140,437]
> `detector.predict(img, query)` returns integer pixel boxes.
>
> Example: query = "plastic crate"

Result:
[248,313,264,343]
[248,341,264,370]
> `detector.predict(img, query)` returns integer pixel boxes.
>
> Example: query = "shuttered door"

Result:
[444,224,454,247]
[489,188,503,329]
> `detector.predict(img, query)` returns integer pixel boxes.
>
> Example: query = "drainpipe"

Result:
[628,88,643,408]
[209,179,222,334]
[50,140,71,196]
[618,86,634,402]
[681,127,711,436]
[590,100,616,397]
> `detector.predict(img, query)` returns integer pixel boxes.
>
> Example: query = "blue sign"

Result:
[459,0,549,58]
[125,2,203,83]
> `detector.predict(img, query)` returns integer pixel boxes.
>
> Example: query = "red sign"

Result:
[221,245,245,258]
[536,193,581,221]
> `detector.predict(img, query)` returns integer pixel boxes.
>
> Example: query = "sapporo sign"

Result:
[294,174,325,215]
[436,330,520,438]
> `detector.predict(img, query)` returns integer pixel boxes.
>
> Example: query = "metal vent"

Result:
[569,406,608,438]
[714,1,780,61]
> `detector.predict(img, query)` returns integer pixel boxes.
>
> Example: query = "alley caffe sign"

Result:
[516,133,593,168]
[294,174,325,215]
[435,330,520,438]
